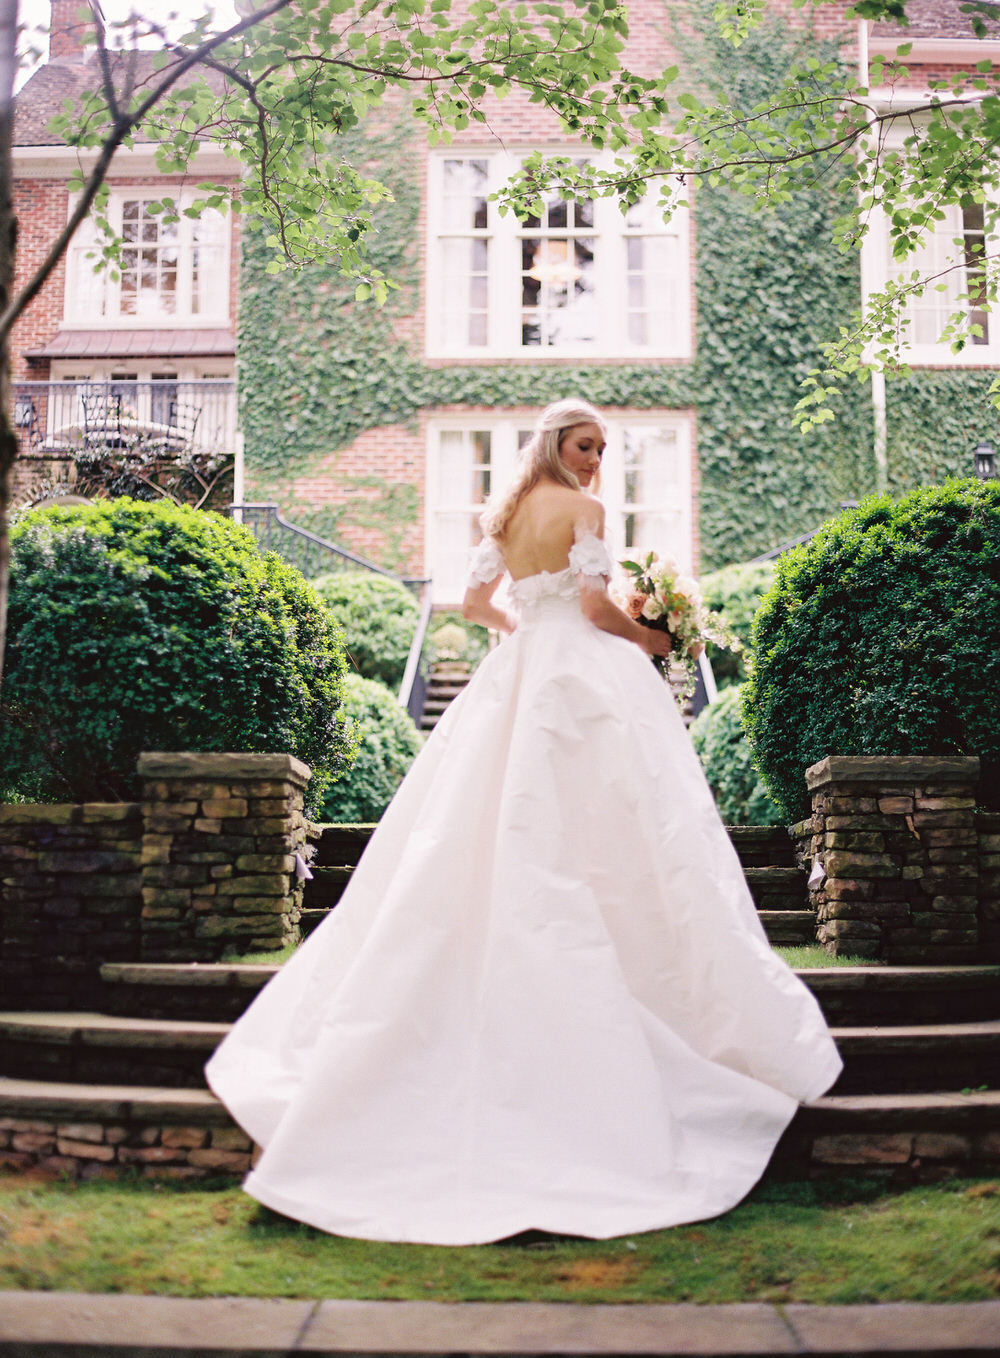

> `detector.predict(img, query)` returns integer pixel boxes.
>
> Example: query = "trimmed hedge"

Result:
[690,684,784,826]
[743,479,1000,821]
[311,571,419,689]
[0,499,355,810]
[700,560,775,688]
[318,675,423,822]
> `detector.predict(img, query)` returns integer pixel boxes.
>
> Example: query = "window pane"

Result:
[442,159,489,230]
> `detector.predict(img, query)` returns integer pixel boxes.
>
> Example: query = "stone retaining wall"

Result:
[0,753,313,1007]
[0,803,142,1009]
[794,756,985,962]
[138,752,312,962]
[0,1115,253,1180]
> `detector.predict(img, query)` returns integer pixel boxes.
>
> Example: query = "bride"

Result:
[207,398,842,1245]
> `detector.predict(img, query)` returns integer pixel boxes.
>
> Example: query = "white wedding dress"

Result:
[207,531,842,1245]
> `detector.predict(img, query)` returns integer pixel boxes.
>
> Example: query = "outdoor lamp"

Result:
[974,439,997,480]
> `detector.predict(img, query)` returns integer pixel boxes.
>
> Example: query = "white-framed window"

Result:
[426,412,694,603]
[425,152,691,359]
[866,197,999,361]
[64,190,230,326]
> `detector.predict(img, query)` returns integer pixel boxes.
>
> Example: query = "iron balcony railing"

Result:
[13,379,237,456]
[235,504,433,727]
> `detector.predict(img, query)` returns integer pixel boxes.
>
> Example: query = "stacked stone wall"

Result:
[138,752,312,962]
[0,753,313,1009]
[0,1115,252,1180]
[0,803,142,1010]
[797,756,983,962]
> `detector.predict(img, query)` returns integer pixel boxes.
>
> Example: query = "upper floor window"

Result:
[426,153,691,359]
[64,191,230,326]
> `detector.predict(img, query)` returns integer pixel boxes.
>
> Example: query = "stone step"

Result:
[302,864,353,910]
[828,1020,1000,1095]
[102,962,274,1020]
[726,825,797,868]
[1,1074,998,1180]
[743,866,807,911]
[99,961,1000,1027]
[310,824,374,867]
[758,910,816,944]
[7,1007,1000,1098]
[0,1012,229,1089]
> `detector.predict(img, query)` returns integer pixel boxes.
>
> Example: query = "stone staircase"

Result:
[301,824,817,945]
[420,663,473,732]
[2,821,999,1179]
[1,960,998,1177]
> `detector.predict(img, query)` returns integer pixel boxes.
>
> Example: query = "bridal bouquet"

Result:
[619,551,738,694]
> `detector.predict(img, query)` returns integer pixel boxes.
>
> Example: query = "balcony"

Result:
[12,379,238,458]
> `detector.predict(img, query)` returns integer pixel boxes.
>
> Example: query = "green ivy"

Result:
[238,5,998,573]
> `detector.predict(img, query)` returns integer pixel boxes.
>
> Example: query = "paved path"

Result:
[1,1294,999,1356]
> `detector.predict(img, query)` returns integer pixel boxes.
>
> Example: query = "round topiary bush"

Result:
[318,674,423,822]
[743,479,1000,822]
[699,560,775,688]
[689,685,784,826]
[0,499,355,809]
[310,571,419,689]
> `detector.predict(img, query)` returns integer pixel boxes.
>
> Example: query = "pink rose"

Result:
[625,591,646,619]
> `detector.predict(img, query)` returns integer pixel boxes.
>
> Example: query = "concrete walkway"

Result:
[1,1294,999,1357]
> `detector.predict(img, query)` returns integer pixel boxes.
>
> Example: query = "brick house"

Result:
[10,0,240,508]
[11,0,1000,600]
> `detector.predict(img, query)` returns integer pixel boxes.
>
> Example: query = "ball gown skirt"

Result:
[206,564,842,1245]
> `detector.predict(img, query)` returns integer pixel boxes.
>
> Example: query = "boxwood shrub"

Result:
[689,684,784,826]
[700,560,775,688]
[318,674,423,822]
[311,571,419,690]
[743,479,1000,821]
[0,499,356,809]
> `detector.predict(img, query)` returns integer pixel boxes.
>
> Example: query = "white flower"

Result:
[641,596,665,621]
[674,575,700,600]
[668,609,684,631]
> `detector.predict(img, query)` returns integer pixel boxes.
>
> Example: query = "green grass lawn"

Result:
[1,1172,997,1303]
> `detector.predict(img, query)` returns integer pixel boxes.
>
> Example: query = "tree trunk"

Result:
[0,0,19,688]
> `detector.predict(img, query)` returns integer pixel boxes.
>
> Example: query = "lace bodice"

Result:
[467,531,614,610]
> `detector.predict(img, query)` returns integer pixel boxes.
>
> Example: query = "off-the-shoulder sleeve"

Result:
[466,535,506,587]
[568,523,614,590]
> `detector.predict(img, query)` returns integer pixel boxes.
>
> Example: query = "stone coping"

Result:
[0,802,140,823]
[805,755,981,791]
[137,751,312,787]
[0,1295,998,1356]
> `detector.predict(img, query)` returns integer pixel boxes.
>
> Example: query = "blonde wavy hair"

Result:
[480,398,607,540]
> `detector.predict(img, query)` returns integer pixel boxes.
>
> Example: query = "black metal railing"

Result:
[234,503,433,727]
[13,379,237,456]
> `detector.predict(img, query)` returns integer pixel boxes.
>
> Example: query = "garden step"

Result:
[310,824,374,867]
[829,1020,1000,1094]
[0,1012,229,1089]
[726,825,796,868]
[758,910,816,944]
[299,907,331,936]
[302,864,353,910]
[805,965,1000,1025]
[102,962,276,1020]
[98,961,1000,1027]
[743,866,808,911]
[1,1075,997,1179]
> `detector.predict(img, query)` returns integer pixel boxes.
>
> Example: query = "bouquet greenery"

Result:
[620,551,738,695]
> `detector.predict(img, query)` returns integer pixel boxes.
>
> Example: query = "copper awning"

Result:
[25,328,236,359]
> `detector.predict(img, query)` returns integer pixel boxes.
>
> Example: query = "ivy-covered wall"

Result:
[238,5,997,573]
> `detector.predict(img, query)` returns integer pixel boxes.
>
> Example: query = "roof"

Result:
[25,328,237,359]
[14,50,228,147]
[871,0,1000,41]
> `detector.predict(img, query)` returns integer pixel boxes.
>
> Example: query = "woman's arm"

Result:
[462,576,517,635]
[579,587,672,658]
